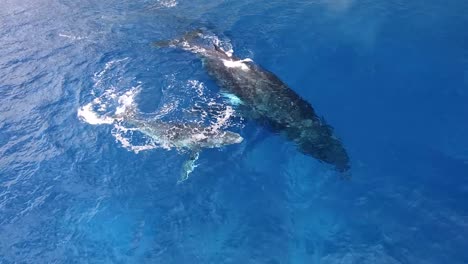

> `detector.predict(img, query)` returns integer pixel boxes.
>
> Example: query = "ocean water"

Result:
[1,0,468,263]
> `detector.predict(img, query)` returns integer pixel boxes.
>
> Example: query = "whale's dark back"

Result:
[203,53,351,172]
[286,124,350,172]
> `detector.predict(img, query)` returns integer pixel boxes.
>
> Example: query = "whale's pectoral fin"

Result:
[153,29,204,49]
[177,151,200,184]
[221,92,243,106]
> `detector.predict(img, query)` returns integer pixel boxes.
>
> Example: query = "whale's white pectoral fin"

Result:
[221,92,243,106]
[178,151,200,184]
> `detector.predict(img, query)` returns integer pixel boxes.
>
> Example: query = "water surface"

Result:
[1,0,468,263]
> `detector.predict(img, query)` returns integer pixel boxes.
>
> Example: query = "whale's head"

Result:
[298,137,350,173]
[288,124,351,174]
[317,142,351,173]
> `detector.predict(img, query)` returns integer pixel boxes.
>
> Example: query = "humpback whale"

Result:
[78,98,243,181]
[125,116,243,151]
[119,104,243,181]
[155,30,350,173]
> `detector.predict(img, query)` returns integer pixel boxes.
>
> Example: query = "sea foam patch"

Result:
[77,101,114,125]
[77,58,158,153]
[149,0,178,9]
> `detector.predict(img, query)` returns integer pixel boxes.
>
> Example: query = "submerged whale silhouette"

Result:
[155,30,350,173]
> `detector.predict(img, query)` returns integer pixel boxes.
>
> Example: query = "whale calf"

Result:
[129,117,242,182]
[78,99,243,182]
[119,105,243,181]
[155,30,350,173]
[126,116,243,151]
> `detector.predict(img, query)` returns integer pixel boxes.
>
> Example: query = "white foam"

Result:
[154,102,178,119]
[209,105,235,132]
[115,87,140,117]
[188,80,204,97]
[155,0,178,8]
[222,58,252,71]
[77,58,158,153]
[111,124,157,153]
[58,33,86,40]
[93,58,129,83]
[77,103,114,125]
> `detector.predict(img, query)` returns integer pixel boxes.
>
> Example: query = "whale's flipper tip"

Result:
[177,152,200,184]
[221,92,243,106]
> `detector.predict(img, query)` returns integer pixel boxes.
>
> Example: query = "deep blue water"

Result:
[1,0,468,263]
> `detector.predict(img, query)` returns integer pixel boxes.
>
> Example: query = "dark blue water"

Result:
[1,0,468,263]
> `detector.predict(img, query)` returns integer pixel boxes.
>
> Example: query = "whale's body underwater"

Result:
[118,107,243,182]
[155,31,350,173]
[126,116,243,151]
